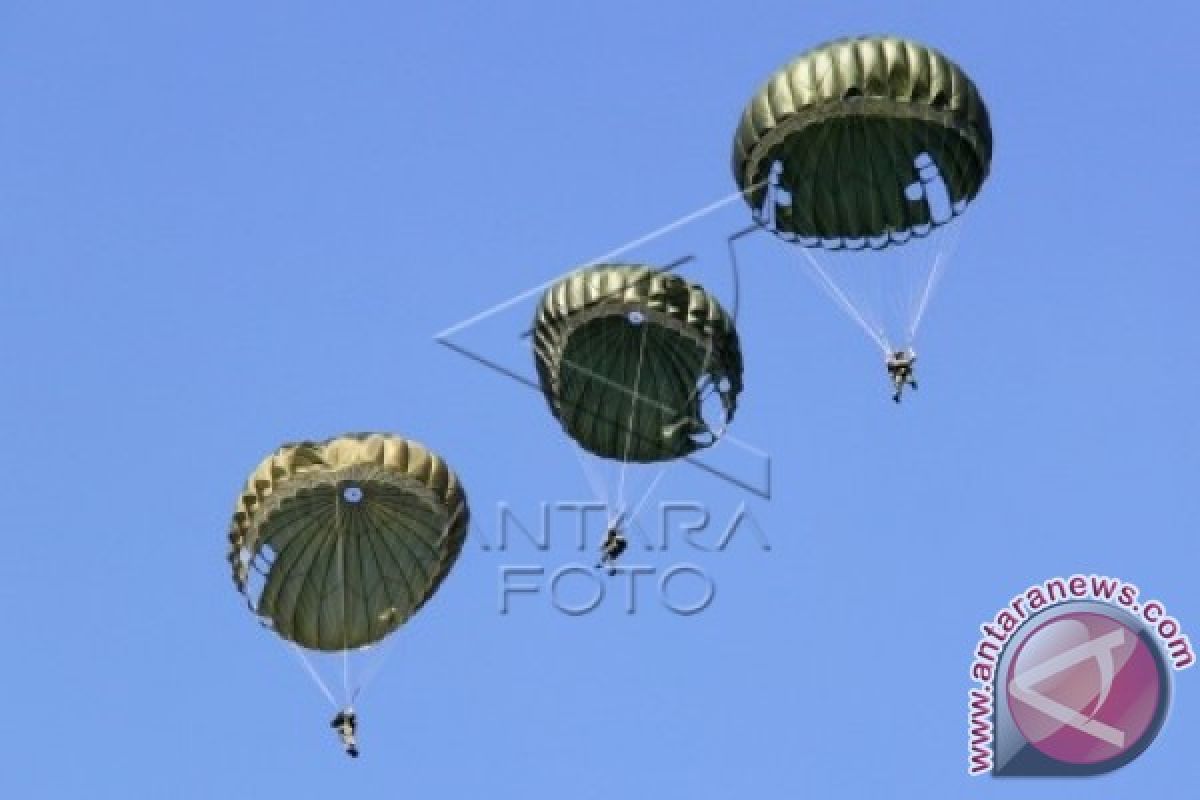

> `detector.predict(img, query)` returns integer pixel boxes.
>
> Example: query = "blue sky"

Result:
[1,2,1197,797]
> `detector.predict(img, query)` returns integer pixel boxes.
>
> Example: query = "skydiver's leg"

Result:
[602,549,619,574]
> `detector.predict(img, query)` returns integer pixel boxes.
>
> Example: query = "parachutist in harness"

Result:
[886,350,917,403]
[331,708,359,758]
[597,527,628,576]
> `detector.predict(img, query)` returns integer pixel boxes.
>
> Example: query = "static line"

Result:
[287,642,339,710]
[798,247,891,354]
[625,465,670,527]
[907,247,946,343]
[907,219,965,342]
[350,643,394,706]
[569,436,612,519]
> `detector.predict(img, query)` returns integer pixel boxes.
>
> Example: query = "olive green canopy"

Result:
[732,35,992,247]
[533,264,743,463]
[227,432,468,652]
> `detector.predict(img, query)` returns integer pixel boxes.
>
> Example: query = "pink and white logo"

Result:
[1006,611,1163,767]
[965,580,1190,778]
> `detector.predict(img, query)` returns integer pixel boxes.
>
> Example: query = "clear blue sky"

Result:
[2,2,1197,797]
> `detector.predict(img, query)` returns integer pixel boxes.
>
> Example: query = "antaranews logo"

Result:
[967,574,1193,777]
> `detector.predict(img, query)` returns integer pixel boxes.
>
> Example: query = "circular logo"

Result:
[1005,610,1165,767]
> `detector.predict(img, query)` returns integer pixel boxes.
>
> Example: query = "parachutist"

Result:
[331,708,359,758]
[228,435,468,755]
[732,37,990,372]
[886,350,918,403]
[596,527,628,576]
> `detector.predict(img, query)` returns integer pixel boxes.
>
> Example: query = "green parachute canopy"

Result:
[227,432,468,652]
[732,35,992,248]
[533,264,743,463]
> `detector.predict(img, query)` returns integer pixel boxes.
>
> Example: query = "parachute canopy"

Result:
[732,35,992,248]
[533,264,743,463]
[227,432,468,652]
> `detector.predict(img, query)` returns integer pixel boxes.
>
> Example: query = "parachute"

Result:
[532,264,743,523]
[227,432,467,702]
[533,264,743,463]
[732,35,992,357]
